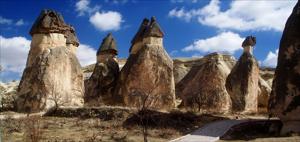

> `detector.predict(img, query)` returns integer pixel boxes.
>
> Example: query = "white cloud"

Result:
[262,49,278,67]
[0,16,12,25]
[75,0,99,16]
[183,31,244,54]
[15,19,24,26]
[77,44,97,66]
[89,11,123,31]
[105,0,128,4]
[0,36,30,73]
[169,0,297,31]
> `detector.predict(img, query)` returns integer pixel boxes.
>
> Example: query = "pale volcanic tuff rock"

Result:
[0,81,19,111]
[15,9,84,112]
[115,17,176,110]
[269,1,300,134]
[177,53,236,113]
[84,33,119,106]
[226,36,260,113]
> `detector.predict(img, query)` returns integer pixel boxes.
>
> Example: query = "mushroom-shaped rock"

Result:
[97,33,118,56]
[30,9,69,36]
[269,1,300,134]
[226,36,260,113]
[65,25,79,54]
[177,53,235,113]
[84,33,119,106]
[15,9,84,112]
[114,17,175,110]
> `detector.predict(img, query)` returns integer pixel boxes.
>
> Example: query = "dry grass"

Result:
[0,107,226,142]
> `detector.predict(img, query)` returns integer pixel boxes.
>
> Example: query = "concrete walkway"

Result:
[170,119,249,142]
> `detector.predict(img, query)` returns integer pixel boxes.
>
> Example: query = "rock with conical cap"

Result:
[65,25,79,47]
[30,9,69,36]
[16,9,84,112]
[85,33,119,106]
[97,33,118,55]
[114,16,175,110]
[129,18,149,52]
[144,16,164,38]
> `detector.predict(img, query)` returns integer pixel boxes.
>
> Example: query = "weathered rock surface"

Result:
[258,77,271,110]
[260,68,275,87]
[269,2,300,134]
[226,36,260,113]
[177,53,235,113]
[115,17,176,110]
[15,10,84,112]
[84,33,119,106]
[0,81,19,111]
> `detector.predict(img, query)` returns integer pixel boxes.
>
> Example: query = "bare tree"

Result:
[131,87,159,142]
[48,81,69,111]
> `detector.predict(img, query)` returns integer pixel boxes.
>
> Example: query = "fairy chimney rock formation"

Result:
[65,25,79,54]
[84,33,119,106]
[269,1,300,134]
[226,36,259,113]
[176,53,235,113]
[16,9,84,112]
[115,17,176,110]
[242,35,256,54]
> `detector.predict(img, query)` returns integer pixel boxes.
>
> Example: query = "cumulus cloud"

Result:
[0,16,13,24]
[15,19,25,26]
[89,11,123,31]
[169,0,297,31]
[75,0,99,16]
[0,36,30,73]
[262,49,278,67]
[0,35,97,74]
[183,31,244,54]
[77,44,97,66]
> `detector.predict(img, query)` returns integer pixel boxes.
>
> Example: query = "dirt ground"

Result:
[0,107,225,142]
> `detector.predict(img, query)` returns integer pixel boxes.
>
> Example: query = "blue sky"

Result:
[0,0,297,82]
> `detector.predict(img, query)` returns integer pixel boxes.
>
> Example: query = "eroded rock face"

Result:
[226,36,260,113]
[84,33,119,106]
[15,10,84,112]
[0,81,19,111]
[258,77,271,111]
[115,17,176,110]
[269,2,300,134]
[177,53,235,113]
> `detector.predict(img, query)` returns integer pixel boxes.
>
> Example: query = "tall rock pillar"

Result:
[16,9,84,112]
[269,1,300,134]
[115,17,176,110]
[226,36,259,113]
[84,33,119,106]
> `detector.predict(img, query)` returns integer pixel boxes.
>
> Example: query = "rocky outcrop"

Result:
[0,81,19,111]
[115,17,176,110]
[269,2,300,134]
[260,68,275,87]
[258,77,271,111]
[15,9,84,112]
[84,33,119,106]
[226,36,260,113]
[177,53,235,113]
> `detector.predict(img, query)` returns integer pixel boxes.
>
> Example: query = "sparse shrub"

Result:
[23,116,43,142]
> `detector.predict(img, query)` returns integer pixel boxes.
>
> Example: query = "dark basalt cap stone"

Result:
[242,36,256,47]
[65,25,79,47]
[129,16,164,52]
[97,33,118,55]
[30,9,69,36]
[131,18,149,44]
[144,16,164,38]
